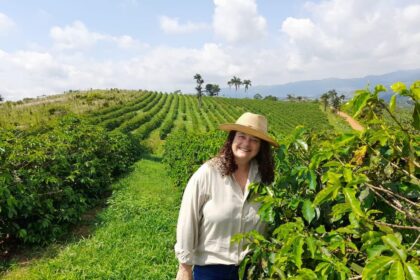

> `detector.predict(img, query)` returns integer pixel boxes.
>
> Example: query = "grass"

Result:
[321,105,354,133]
[0,90,144,129]
[1,156,180,280]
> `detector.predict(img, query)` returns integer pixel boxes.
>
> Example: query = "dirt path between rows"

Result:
[336,111,364,131]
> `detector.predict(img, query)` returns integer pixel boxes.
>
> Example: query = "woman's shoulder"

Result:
[194,158,221,177]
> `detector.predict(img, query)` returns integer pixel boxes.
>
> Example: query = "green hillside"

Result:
[1,90,331,137]
[0,90,332,272]
[3,84,417,279]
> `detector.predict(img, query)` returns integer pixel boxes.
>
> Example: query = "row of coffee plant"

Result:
[163,82,419,279]
[221,98,331,135]
[0,90,146,130]
[0,115,142,254]
[163,130,226,189]
[82,89,331,143]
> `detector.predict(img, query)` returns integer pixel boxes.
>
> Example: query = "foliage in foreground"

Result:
[0,115,142,252]
[163,82,419,279]
[2,159,178,279]
[238,81,419,279]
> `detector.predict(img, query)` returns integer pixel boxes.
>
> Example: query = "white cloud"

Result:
[159,16,209,34]
[50,21,146,51]
[50,21,104,50]
[282,18,316,40]
[2,1,420,101]
[0,12,15,34]
[280,0,420,77]
[213,0,266,43]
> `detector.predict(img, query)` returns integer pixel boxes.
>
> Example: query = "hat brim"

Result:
[219,123,279,147]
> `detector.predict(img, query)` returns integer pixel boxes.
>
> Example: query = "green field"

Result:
[0,90,332,278]
[1,87,418,280]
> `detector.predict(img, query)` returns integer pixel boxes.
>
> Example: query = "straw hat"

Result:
[219,112,278,147]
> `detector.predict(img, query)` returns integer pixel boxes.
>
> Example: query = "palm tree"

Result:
[243,79,252,91]
[229,76,242,91]
[194,73,204,108]
[227,80,233,90]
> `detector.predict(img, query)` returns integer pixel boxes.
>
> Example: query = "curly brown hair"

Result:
[215,131,275,184]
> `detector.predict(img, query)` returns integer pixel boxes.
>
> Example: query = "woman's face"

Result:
[231,131,261,164]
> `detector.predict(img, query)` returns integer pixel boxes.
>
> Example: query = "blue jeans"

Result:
[193,264,241,280]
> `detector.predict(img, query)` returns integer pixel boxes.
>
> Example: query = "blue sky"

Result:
[1,0,419,100]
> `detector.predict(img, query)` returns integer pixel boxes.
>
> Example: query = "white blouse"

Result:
[174,159,266,266]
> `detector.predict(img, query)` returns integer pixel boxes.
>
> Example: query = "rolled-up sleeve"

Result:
[174,166,206,265]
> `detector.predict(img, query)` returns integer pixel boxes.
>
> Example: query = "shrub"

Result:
[163,130,226,189]
[0,115,142,249]
[237,82,420,279]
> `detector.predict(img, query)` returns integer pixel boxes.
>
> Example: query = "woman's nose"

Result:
[242,137,251,145]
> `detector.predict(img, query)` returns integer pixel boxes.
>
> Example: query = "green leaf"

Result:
[388,261,405,280]
[293,236,304,269]
[352,90,371,118]
[382,234,407,262]
[405,262,420,280]
[343,188,365,218]
[316,225,326,234]
[309,170,317,191]
[315,262,332,276]
[296,268,318,280]
[366,245,389,259]
[362,256,395,280]
[413,102,420,130]
[389,94,397,113]
[375,84,387,94]
[238,257,249,280]
[391,82,407,93]
[410,80,420,101]
[306,236,316,258]
[331,203,351,222]
[313,183,340,206]
[343,168,353,183]
[18,229,27,238]
[361,231,384,251]
[350,262,364,275]
[302,199,316,224]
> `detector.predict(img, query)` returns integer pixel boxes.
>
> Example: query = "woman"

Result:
[175,112,278,280]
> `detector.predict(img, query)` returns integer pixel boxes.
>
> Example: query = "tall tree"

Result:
[227,80,233,90]
[243,79,252,91]
[320,93,329,111]
[229,76,242,91]
[327,89,342,112]
[194,73,204,108]
[0,94,3,102]
[205,84,220,96]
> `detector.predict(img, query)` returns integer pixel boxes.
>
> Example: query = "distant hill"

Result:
[221,68,420,100]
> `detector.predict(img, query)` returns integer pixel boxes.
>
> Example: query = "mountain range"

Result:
[221,68,420,100]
